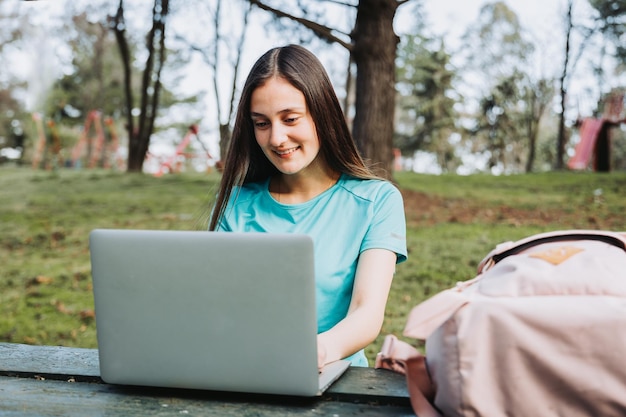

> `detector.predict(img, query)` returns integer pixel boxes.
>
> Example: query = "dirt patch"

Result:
[400,189,619,229]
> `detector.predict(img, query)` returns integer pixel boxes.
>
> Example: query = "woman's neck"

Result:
[270,170,339,204]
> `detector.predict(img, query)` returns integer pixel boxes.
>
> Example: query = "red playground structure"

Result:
[152,124,214,177]
[568,92,626,172]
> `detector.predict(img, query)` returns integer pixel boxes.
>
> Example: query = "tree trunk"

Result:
[555,0,573,171]
[112,0,169,173]
[219,123,231,161]
[112,0,133,172]
[525,111,537,173]
[351,0,400,179]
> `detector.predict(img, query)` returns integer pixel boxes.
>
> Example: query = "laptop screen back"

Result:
[90,229,320,396]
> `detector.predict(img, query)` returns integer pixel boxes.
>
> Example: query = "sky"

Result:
[421,0,561,42]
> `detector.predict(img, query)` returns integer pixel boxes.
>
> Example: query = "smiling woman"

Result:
[208,44,408,369]
[250,76,328,200]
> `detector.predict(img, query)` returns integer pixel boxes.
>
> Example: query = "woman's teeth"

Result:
[276,147,298,156]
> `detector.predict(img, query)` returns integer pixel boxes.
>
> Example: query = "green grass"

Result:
[0,168,218,348]
[1,166,625,364]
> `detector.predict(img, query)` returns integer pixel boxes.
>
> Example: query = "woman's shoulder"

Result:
[338,175,401,201]
[228,179,269,203]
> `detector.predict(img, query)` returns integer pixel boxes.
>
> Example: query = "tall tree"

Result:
[555,0,600,170]
[474,73,527,172]
[46,13,125,124]
[111,0,170,173]
[522,78,554,173]
[461,2,534,173]
[248,0,413,179]
[395,33,459,172]
[555,0,574,171]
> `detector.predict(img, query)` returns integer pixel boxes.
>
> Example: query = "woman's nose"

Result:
[268,123,287,147]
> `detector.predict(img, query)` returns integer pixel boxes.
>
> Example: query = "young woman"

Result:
[209,44,407,368]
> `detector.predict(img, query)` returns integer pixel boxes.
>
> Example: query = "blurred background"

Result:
[1,0,625,176]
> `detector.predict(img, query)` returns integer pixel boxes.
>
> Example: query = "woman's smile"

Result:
[274,146,300,158]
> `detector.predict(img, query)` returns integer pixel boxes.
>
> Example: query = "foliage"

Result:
[0,1,29,156]
[2,167,626,363]
[589,0,626,61]
[0,89,27,154]
[45,13,126,125]
[461,2,542,174]
[474,73,526,171]
[463,1,533,77]
[2,1,626,176]
[395,33,460,172]
[521,78,555,173]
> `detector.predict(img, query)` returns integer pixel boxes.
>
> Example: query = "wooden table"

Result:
[0,343,414,416]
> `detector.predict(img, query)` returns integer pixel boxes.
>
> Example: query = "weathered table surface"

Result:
[0,343,414,416]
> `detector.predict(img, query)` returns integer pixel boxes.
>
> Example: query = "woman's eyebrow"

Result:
[250,107,306,117]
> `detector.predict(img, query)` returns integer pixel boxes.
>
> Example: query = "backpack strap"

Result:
[375,335,442,417]
[478,230,626,273]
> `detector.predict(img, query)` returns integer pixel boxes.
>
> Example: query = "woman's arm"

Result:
[317,248,397,367]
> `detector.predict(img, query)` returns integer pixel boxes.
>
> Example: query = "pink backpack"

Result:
[376,230,626,417]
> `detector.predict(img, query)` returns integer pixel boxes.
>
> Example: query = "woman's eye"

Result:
[284,117,298,123]
[254,121,269,128]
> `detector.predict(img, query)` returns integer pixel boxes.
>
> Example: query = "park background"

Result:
[1,0,625,364]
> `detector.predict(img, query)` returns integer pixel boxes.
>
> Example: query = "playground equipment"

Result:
[31,111,123,170]
[30,111,215,174]
[568,91,626,172]
[71,110,123,170]
[31,113,63,170]
[152,124,214,177]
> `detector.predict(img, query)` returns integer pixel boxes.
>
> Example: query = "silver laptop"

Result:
[89,229,349,397]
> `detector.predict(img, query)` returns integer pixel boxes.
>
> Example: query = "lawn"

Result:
[1,166,624,363]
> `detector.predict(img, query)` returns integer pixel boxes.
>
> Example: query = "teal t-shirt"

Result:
[216,174,407,366]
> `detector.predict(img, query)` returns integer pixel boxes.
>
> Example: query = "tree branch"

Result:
[318,0,357,8]
[249,0,352,50]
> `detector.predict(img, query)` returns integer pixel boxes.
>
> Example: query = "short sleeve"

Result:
[361,182,407,264]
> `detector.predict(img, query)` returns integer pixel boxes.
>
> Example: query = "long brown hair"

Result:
[209,44,377,231]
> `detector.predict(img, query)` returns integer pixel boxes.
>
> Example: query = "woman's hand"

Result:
[317,337,328,370]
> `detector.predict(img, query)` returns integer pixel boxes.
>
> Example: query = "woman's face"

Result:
[250,77,324,177]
